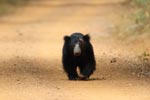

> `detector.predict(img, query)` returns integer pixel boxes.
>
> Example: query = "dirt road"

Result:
[0,0,149,100]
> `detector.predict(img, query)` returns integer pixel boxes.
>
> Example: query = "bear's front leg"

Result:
[65,65,79,80]
[79,63,95,80]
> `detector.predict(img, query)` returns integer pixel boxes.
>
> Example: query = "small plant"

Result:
[141,52,150,61]
[143,52,150,57]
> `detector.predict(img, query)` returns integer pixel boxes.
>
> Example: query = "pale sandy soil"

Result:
[0,0,149,100]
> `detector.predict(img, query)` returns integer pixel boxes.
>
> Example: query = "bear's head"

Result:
[64,33,90,56]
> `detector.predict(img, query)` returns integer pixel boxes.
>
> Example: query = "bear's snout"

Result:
[74,43,81,56]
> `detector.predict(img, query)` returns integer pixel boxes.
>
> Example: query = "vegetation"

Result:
[0,0,29,15]
[114,0,150,38]
[131,0,150,34]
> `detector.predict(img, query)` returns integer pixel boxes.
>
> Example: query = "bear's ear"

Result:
[83,34,90,41]
[64,36,70,42]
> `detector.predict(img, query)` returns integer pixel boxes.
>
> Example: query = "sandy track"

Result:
[0,0,150,100]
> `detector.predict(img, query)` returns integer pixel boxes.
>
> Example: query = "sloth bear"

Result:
[62,33,96,80]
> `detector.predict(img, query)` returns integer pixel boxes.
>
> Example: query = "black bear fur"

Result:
[62,33,96,80]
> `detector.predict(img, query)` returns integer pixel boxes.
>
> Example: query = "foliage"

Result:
[115,0,150,38]
[131,0,150,34]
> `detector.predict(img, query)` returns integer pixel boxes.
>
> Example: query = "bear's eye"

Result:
[70,44,75,49]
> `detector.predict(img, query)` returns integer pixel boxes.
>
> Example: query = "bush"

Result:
[131,0,150,33]
[115,0,150,38]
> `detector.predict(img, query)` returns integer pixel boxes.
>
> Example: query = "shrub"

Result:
[131,0,150,33]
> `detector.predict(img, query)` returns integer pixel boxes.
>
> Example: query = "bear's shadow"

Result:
[77,77,106,81]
